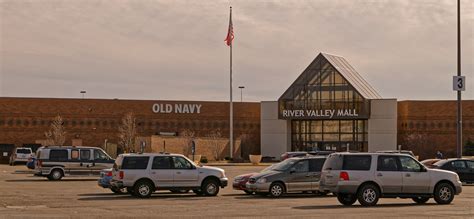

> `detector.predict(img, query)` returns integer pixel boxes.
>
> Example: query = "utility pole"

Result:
[456,0,462,158]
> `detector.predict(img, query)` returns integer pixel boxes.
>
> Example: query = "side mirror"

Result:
[421,167,427,172]
[290,168,296,174]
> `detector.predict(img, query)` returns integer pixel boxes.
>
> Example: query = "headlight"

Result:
[256,178,267,184]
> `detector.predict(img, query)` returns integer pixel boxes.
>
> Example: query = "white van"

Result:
[34,146,114,180]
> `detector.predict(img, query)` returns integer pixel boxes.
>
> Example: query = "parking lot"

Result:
[0,164,473,218]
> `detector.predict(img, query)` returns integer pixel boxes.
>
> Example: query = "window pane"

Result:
[340,134,353,141]
[452,161,466,169]
[309,159,325,172]
[323,134,339,141]
[342,155,371,170]
[94,149,108,161]
[173,157,192,169]
[310,121,322,132]
[293,160,309,173]
[71,150,79,160]
[122,157,149,169]
[324,121,339,132]
[399,157,421,172]
[340,120,353,133]
[377,156,399,171]
[152,157,171,169]
[80,150,91,160]
[49,150,68,162]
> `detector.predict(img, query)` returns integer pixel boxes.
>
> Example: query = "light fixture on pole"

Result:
[238,86,245,102]
[80,90,86,99]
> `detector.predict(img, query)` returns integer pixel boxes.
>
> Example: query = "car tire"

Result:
[133,181,154,198]
[337,194,357,206]
[412,197,430,204]
[433,182,454,204]
[201,179,220,196]
[357,184,380,206]
[47,169,63,181]
[170,189,189,193]
[269,182,285,198]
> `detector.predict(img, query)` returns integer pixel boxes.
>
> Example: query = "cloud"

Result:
[0,0,473,101]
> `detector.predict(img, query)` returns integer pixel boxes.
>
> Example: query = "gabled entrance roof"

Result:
[279,52,382,100]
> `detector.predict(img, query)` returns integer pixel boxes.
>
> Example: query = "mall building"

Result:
[0,52,473,161]
[261,53,397,159]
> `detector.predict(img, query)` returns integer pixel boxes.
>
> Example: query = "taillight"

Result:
[340,171,349,181]
[119,171,124,179]
[106,171,113,177]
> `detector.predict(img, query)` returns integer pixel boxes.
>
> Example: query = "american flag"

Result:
[224,7,234,46]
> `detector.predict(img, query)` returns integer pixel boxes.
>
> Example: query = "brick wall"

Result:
[0,97,261,157]
[398,100,474,160]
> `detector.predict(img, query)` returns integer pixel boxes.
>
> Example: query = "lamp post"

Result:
[80,90,86,99]
[238,86,245,102]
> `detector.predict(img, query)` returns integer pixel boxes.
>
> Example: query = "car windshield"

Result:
[272,159,298,171]
[261,164,276,172]
[17,149,31,154]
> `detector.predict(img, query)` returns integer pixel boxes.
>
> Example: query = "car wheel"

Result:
[434,182,454,204]
[47,169,63,181]
[244,190,253,195]
[170,189,189,193]
[269,182,285,198]
[412,197,430,204]
[357,184,380,206]
[337,194,357,206]
[133,181,154,198]
[202,179,220,196]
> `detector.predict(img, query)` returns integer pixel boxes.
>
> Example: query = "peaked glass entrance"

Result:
[278,53,375,152]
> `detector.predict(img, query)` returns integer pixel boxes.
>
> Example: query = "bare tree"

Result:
[118,112,137,153]
[44,115,66,146]
[180,129,195,155]
[207,129,224,160]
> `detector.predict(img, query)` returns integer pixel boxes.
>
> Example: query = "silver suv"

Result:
[320,153,462,206]
[110,153,228,198]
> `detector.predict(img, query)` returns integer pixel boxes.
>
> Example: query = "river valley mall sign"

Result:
[281,109,365,119]
[152,103,202,114]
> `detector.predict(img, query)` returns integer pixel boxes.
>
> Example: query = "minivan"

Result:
[34,146,115,180]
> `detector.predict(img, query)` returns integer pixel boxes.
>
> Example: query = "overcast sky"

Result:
[0,0,473,102]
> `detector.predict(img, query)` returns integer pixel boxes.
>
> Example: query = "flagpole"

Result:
[229,6,234,159]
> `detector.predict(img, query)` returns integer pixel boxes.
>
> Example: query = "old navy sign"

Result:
[152,103,202,114]
[282,109,358,119]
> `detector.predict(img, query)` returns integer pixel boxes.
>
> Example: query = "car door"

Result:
[150,156,174,187]
[286,160,312,192]
[375,155,402,193]
[399,156,430,194]
[79,149,94,175]
[466,161,474,183]
[171,156,199,187]
[309,158,325,191]
[450,160,468,182]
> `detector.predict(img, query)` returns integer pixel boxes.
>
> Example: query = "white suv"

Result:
[110,153,228,198]
[320,153,462,206]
